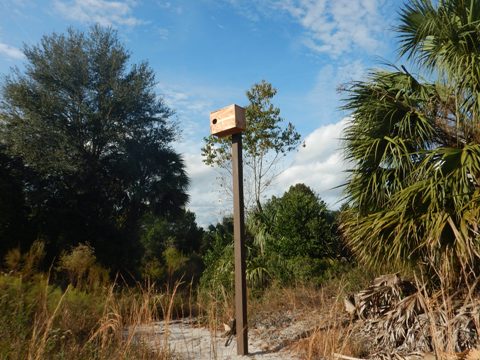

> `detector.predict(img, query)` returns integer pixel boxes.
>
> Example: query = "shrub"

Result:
[57,243,109,290]
[3,240,45,277]
[260,184,339,259]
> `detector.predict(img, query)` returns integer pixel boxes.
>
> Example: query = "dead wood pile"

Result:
[344,274,480,359]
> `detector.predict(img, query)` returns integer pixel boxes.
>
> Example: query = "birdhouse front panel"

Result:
[210,104,246,137]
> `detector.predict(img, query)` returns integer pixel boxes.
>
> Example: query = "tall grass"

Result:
[0,241,178,359]
[3,240,478,360]
[0,270,186,359]
[0,240,234,360]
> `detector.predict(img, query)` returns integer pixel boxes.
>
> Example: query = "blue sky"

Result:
[0,0,403,226]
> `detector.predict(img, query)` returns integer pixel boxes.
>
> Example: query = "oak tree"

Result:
[0,26,189,272]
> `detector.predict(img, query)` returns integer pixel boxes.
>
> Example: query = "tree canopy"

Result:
[0,26,190,273]
[342,0,480,282]
[260,183,338,259]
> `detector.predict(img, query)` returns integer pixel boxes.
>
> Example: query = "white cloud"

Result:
[224,0,387,57]
[156,1,171,9]
[183,150,231,227]
[186,117,352,227]
[0,42,24,60]
[158,83,215,142]
[276,0,387,56]
[53,0,143,27]
[274,117,351,208]
[281,0,388,56]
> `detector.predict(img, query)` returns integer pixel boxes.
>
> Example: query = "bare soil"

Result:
[130,311,319,360]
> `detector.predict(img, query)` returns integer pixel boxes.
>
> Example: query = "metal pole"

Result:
[232,132,248,355]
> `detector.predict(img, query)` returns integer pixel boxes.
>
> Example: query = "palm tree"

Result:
[342,0,480,283]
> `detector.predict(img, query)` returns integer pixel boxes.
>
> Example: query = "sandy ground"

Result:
[131,318,307,359]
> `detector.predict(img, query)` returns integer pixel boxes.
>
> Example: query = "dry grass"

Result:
[283,282,369,360]
[0,272,184,360]
[271,272,480,360]
[195,282,234,358]
[3,259,478,360]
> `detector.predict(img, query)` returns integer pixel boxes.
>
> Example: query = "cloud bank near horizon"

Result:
[184,117,351,227]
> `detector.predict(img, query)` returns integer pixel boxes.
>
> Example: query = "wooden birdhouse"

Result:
[210,104,246,137]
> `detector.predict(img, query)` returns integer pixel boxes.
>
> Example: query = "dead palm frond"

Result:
[345,275,480,355]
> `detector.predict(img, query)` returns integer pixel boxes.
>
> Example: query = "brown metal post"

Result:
[232,132,248,355]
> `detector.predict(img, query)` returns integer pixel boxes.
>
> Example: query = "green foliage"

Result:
[260,184,339,259]
[57,243,109,289]
[202,80,301,210]
[58,244,95,283]
[4,240,46,277]
[200,216,233,254]
[283,257,347,285]
[141,259,165,281]
[342,0,480,283]
[139,211,204,284]
[199,185,343,295]
[169,210,204,254]
[0,274,104,359]
[163,247,188,280]
[4,248,21,272]
[199,223,235,296]
[0,146,32,256]
[0,26,189,274]
[398,0,480,98]
[140,215,175,263]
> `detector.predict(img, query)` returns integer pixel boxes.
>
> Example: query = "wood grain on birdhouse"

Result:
[210,104,246,137]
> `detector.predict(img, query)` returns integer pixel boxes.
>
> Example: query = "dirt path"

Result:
[131,318,303,359]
